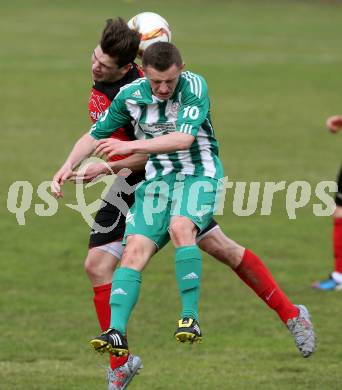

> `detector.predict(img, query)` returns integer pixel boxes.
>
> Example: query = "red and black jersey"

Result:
[88,63,144,161]
[88,63,144,123]
[87,63,145,247]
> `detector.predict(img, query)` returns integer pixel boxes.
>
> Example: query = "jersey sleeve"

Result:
[89,95,131,140]
[176,74,209,137]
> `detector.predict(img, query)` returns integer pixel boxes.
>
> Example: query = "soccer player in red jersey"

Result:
[52,16,316,390]
[313,115,342,290]
[77,18,146,390]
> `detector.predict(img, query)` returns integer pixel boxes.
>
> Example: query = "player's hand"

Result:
[95,139,133,159]
[50,165,73,198]
[68,162,111,183]
[326,115,342,133]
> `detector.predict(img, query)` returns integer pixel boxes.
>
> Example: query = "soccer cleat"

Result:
[90,328,128,357]
[312,274,342,291]
[174,317,202,343]
[287,305,316,358]
[107,354,143,390]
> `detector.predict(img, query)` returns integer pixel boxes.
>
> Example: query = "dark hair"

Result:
[100,18,141,67]
[142,42,183,71]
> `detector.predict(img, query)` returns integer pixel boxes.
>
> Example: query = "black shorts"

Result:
[197,219,219,240]
[89,199,129,247]
[89,172,144,248]
[336,165,342,207]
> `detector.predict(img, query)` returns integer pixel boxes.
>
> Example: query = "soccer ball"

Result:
[128,12,172,57]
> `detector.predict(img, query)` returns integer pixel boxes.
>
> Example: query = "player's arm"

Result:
[326,115,342,133]
[51,97,130,197]
[130,133,195,153]
[95,132,194,158]
[68,153,148,183]
[51,133,98,198]
[110,153,147,173]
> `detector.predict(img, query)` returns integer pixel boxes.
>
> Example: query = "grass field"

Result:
[1,0,342,389]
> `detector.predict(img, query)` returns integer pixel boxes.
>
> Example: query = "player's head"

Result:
[92,18,140,82]
[142,42,184,100]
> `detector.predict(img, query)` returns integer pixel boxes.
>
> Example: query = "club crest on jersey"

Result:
[88,90,111,122]
[140,122,176,136]
[166,102,180,119]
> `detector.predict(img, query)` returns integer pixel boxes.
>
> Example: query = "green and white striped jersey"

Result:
[90,71,223,180]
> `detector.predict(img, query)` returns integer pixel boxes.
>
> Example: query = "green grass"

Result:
[1,0,342,388]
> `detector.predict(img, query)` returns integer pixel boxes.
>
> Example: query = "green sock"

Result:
[175,245,202,321]
[109,267,142,334]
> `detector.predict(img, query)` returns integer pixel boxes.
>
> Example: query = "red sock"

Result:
[93,283,128,369]
[333,218,342,274]
[93,283,111,331]
[234,249,299,324]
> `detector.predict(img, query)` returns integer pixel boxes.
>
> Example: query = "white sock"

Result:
[332,271,342,283]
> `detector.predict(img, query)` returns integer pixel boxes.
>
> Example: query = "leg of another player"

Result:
[170,216,203,343]
[198,227,299,323]
[85,247,120,331]
[198,227,316,357]
[313,205,342,290]
[333,205,342,279]
[313,164,342,291]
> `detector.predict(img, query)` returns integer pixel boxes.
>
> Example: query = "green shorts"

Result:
[124,173,221,249]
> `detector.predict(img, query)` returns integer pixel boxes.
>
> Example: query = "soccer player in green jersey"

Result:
[54,42,223,353]
[91,42,223,351]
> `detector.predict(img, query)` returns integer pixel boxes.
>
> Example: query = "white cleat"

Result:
[107,354,143,390]
[287,305,316,358]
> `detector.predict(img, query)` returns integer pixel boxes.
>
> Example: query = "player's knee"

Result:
[121,236,155,270]
[84,248,117,282]
[170,217,196,246]
[84,252,97,277]
[84,251,104,280]
[121,245,140,265]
